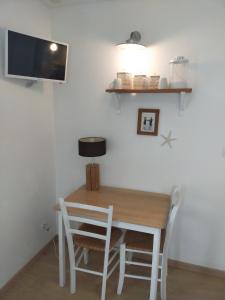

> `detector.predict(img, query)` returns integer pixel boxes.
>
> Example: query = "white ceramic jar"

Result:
[169,56,189,88]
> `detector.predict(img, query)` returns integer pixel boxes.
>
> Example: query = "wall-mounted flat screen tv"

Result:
[5,30,69,83]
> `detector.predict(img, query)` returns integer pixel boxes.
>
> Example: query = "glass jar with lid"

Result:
[169,56,189,88]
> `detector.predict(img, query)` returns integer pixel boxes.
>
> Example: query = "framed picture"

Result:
[137,108,160,136]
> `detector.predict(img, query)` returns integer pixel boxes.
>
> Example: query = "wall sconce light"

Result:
[117,31,149,75]
[125,31,142,44]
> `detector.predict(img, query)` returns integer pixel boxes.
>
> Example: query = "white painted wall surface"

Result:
[51,0,225,271]
[0,0,56,288]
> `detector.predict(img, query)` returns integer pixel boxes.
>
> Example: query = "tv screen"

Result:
[5,30,68,82]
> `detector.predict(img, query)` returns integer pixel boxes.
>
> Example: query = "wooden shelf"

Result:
[106,88,192,94]
[106,87,193,115]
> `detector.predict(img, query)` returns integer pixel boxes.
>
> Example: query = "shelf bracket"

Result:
[112,93,122,114]
[178,92,187,115]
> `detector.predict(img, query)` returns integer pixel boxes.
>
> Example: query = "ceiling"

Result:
[41,0,107,8]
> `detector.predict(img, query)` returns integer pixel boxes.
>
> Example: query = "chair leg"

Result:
[165,260,168,277]
[83,248,89,265]
[101,272,107,300]
[160,257,167,300]
[160,273,167,300]
[117,243,126,295]
[101,245,110,300]
[70,268,76,294]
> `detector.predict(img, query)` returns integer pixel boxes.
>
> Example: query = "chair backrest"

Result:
[59,198,113,266]
[170,185,181,208]
[163,186,182,255]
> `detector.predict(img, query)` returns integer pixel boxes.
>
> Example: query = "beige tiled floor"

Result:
[1,244,225,300]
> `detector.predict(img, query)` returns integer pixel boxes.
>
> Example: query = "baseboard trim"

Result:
[1,238,225,295]
[0,236,57,296]
[169,259,225,279]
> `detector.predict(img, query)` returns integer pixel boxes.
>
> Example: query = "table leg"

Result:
[58,211,66,287]
[149,229,161,300]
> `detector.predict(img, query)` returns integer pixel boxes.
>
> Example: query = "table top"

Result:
[55,185,171,229]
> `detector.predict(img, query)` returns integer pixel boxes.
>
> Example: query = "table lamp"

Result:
[78,137,106,191]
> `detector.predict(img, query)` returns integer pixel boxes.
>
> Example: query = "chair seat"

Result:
[124,229,166,252]
[74,224,122,252]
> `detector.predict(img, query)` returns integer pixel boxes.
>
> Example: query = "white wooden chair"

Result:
[59,198,123,300]
[117,186,182,300]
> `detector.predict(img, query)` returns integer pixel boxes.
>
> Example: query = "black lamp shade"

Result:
[79,137,106,157]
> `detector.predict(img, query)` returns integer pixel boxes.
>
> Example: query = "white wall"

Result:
[51,0,225,271]
[0,0,56,288]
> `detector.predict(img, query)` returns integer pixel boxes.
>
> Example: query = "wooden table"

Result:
[55,185,170,300]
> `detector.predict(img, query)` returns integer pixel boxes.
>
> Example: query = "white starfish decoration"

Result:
[161,131,177,148]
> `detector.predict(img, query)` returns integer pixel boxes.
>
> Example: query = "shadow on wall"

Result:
[0,27,44,93]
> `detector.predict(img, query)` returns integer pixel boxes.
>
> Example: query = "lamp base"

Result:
[86,163,100,191]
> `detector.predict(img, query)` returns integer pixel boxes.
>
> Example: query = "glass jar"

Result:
[169,56,189,88]
[133,75,147,89]
[117,72,132,89]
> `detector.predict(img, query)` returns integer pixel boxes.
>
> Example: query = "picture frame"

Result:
[137,108,160,136]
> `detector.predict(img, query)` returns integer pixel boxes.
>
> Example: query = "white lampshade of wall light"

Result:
[117,43,149,75]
